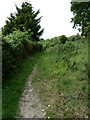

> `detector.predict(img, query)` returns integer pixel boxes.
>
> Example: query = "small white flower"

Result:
[42,109,45,112]
[48,104,50,107]
[48,116,50,119]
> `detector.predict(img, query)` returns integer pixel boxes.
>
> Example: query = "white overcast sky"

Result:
[0,0,78,39]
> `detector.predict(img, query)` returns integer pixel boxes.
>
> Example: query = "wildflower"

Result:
[48,116,50,119]
[48,104,50,107]
[42,109,45,112]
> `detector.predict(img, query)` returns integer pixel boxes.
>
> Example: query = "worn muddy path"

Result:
[19,65,45,118]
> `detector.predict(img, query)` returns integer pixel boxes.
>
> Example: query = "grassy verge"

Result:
[2,52,42,118]
[32,38,88,118]
[0,35,2,120]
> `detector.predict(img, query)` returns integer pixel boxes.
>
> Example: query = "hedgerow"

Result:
[2,30,42,81]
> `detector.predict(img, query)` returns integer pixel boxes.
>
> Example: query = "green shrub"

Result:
[60,35,68,44]
[2,30,42,82]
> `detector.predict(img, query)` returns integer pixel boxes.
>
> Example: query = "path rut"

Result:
[19,65,45,118]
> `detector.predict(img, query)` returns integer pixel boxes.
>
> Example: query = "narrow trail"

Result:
[19,65,45,118]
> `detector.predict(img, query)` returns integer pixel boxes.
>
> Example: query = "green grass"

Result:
[2,35,88,118]
[32,37,88,118]
[2,52,42,118]
[0,34,2,120]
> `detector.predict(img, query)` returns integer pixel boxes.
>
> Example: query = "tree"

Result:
[2,2,44,41]
[70,2,90,36]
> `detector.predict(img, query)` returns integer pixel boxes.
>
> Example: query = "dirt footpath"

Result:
[19,65,45,118]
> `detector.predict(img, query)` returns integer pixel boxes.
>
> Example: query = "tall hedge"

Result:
[2,30,42,81]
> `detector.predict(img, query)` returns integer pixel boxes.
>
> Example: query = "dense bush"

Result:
[68,35,84,42]
[60,35,68,44]
[2,30,42,81]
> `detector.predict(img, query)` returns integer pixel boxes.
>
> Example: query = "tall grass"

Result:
[32,36,88,118]
[0,34,2,120]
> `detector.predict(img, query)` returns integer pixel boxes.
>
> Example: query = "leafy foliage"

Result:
[2,2,44,41]
[60,35,68,44]
[71,2,90,36]
[2,30,42,81]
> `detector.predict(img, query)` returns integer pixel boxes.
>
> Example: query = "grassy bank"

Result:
[0,34,2,120]
[32,36,88,118]
[2,52,42,118]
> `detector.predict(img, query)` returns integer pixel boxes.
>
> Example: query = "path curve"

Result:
[19,64,45,118]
